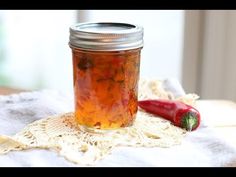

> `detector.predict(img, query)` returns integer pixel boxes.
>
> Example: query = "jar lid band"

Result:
[69,22,144,51]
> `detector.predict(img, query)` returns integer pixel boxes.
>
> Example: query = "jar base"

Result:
[77,123,133,134]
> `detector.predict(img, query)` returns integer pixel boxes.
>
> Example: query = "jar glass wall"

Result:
[69,22,143,130]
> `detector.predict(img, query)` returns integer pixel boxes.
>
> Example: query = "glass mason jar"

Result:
[69,22,144,130]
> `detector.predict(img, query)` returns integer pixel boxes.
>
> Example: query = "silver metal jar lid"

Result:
[69,22,144,51]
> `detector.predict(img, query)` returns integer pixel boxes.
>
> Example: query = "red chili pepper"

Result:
[138,99,201,131]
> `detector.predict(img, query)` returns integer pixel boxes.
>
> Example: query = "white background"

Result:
[0,10,184,94]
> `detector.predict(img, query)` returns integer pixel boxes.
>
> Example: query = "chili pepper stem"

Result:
[181,112,198,131]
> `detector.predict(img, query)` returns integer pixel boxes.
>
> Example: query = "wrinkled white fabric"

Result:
[0,79,235,167]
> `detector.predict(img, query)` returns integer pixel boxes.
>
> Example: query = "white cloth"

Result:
[0,79,236,167]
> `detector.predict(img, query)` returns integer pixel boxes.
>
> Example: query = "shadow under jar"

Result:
[69,22,144,130]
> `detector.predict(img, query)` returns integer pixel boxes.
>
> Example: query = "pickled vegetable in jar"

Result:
[69,22,143,130]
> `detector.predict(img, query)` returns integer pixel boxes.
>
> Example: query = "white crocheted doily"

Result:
[0,79,198,165]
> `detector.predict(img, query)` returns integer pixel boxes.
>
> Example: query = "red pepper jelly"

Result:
[69,22,144,130]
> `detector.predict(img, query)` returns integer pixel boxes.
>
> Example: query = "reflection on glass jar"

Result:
[69,22,143,130]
